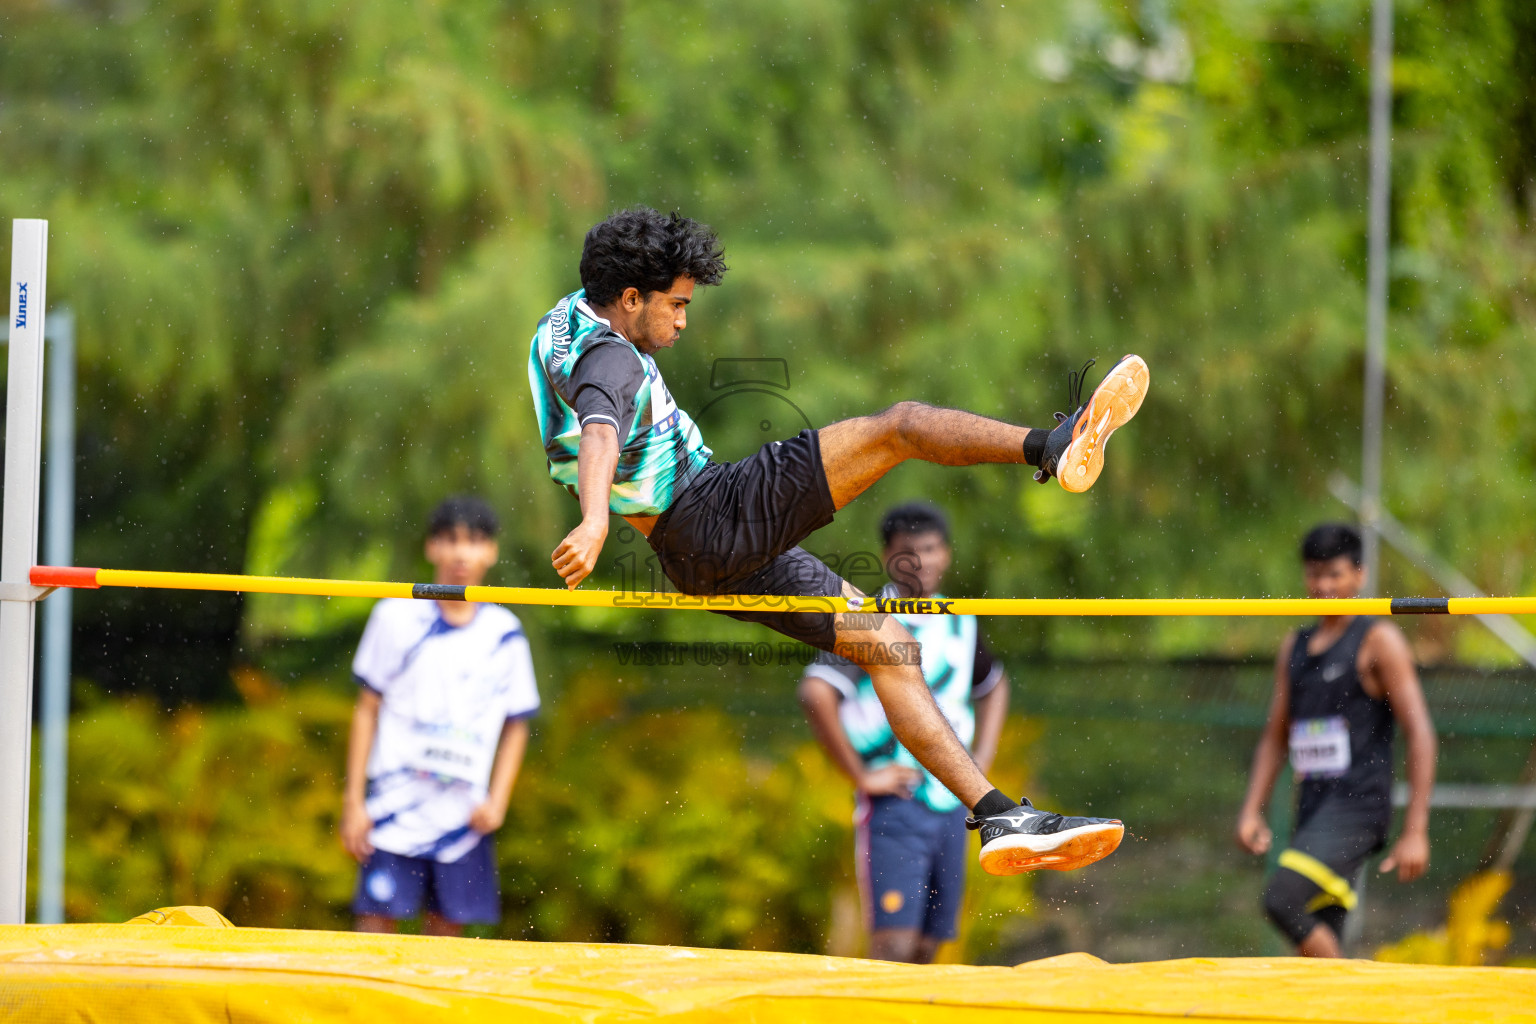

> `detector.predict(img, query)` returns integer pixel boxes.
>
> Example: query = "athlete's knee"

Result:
[1262,870,1319,947]
[848,618,921,672]
[868,928,923,963]
[873,401,935,454]
[1314,904,1348,942]
[877,400,931,422]
[889,400,936,427]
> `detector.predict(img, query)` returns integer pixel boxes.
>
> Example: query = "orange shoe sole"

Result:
[979,820,1125,876]
[1057,354,1149,493]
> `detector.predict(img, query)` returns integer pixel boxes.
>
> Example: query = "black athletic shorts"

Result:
[647,428,844,652]
[1292,792,1390,870]
[1264,794,1389,944]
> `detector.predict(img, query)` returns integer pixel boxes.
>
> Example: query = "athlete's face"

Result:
[629,275,695,354]
[1303,556,1364,600]
[884,530,952,599]
[425,524,499,587]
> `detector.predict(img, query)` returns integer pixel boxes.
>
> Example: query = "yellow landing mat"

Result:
[2,916,1533,1023]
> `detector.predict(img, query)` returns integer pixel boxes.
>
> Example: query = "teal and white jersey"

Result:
[804,585,1004,813]
[528,290,712,516]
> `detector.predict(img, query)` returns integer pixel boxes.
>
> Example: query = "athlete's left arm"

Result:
[470,716,532,834]
[1369,623,1438,882]
[551,422,620,588]
[971,673,1009,776]
[968,634,1008,774]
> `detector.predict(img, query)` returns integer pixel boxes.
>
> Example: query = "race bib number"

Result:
[1290,716,1351,778]
[402,722,495,787]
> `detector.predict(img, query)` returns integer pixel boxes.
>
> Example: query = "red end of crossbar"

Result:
[31,565,101,589]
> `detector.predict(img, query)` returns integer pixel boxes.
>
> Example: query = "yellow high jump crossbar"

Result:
[28,565,1536,617]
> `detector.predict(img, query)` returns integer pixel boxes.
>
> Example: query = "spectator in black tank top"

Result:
[1235,523,1437,958]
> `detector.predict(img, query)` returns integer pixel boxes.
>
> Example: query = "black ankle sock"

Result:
[1022,428,1049,467]
[972,788,1017,818]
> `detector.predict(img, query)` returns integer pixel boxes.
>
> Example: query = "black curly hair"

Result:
[880,503,950,547]
[1300,522,1362,566]
[427,495,499,540]
[579,207,728,307]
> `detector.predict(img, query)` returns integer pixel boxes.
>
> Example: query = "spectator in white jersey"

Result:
[799,504,1010,963]
[340,496,540,936]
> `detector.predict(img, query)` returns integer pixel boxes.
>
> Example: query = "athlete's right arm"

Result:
[551,422,620,588]
[1235,633,1295,855]
[340,687,382,863]
[797,673,920,797]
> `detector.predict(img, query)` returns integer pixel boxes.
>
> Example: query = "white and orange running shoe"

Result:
[968,798,1125,875]
[1037,354,1150,493]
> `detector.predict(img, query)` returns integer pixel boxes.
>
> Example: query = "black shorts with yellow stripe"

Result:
[1262,794,1389,946]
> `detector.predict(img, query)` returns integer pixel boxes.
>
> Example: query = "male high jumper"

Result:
[528,207,1148,874]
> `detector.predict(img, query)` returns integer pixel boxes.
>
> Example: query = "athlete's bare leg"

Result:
[868,927,941,964]
[817,385,1142,876]
[819,402,1033,510]
[833,581,992,810]
[423,912,465,938]
[1296,923,1343,958]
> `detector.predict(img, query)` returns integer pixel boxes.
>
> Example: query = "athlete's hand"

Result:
[858,765,922,798]
[552,520,608,588]
[469,800,507,835]
[1235,809,1272,855]
[340,798,375,863]
[1380,829,1429,882]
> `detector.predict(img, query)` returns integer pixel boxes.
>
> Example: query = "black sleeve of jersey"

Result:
[570,341,645,442]
[971,629,1003,699]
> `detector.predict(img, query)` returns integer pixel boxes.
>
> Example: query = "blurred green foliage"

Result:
[34,660,1536,959]
[30,674,1035,959]
[3,0,1536,697]
[51,686,355,927]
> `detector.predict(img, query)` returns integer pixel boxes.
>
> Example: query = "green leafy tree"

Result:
[2,0,1533,702]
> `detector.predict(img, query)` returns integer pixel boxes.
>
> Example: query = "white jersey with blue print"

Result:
[354,598,540,863]
[803,584,1003,813]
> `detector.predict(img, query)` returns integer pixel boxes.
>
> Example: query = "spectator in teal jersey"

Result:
[799,503,1010,962]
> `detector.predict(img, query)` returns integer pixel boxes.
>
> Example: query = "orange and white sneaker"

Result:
[968,798,1125,875]
[1037,354,1150,493]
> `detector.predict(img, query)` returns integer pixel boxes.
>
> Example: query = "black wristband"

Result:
[1022,428,1049,467]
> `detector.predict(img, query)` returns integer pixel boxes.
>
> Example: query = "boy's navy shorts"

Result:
[352,838,500,925]
[648,429,844,652]
[858,794,969,939]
